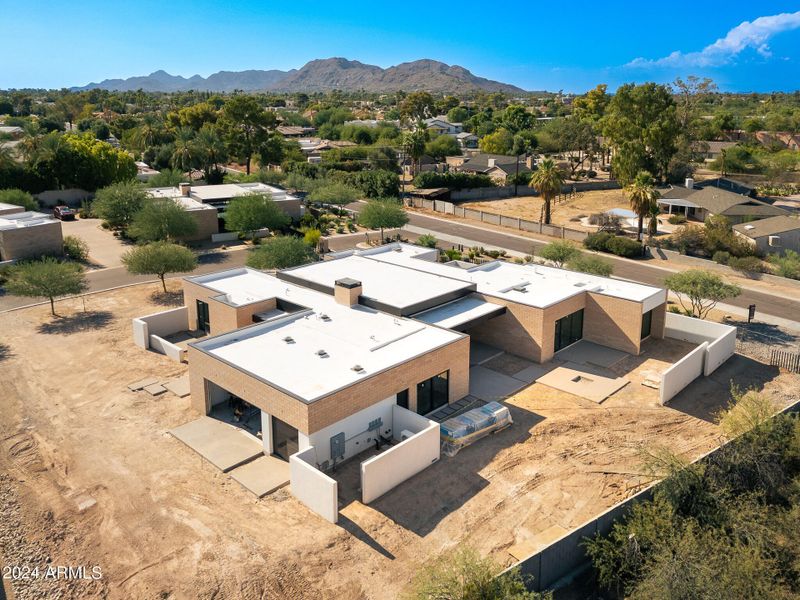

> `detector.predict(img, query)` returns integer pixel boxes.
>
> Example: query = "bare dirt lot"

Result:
[1,284,798,600]
[461,189,632,231]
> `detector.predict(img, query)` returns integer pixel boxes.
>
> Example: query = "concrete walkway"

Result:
[170,416,264,472]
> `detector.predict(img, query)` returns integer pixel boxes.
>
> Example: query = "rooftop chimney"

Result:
[179,182,191,197]
[487,158,496,168]
[685,177,694,189]
[334,278,362,307]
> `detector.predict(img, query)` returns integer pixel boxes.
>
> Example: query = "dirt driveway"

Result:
[0,283,797,599]
[61,217,132,269]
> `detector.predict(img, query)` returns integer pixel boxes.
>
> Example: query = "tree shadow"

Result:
[37,310,114,335]
[730,320,800,345]
[0,343,13,362]
[149,289,184,307]
[197,252,232,265]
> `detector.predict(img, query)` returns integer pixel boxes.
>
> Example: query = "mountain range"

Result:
[75,58,527,94]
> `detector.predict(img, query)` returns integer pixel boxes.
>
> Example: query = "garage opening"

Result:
[206,380,262,439]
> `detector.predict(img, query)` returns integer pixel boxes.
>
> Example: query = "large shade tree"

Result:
[246,236,317,270]
[219,96,276,174]
[223,193,290,238]
[6,258,87,316]
[122,242,197,292]
[128,199,198,242]
[357,198,409,242]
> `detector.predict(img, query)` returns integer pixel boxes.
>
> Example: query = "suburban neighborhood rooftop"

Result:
[0,210,59,230]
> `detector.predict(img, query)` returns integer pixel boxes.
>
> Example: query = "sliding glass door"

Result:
[554,309,584,353]
[416,371,449,415]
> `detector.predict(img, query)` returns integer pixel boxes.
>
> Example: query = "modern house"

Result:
[148,182,303,237]
[423,117,463,136]
[733,215,800,254]
[456,131,479,149]
[0,207,63,261]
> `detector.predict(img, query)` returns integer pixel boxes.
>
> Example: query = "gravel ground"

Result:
[732,320,800,364]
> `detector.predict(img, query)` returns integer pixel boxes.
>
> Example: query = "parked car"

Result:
[53,205,76,221]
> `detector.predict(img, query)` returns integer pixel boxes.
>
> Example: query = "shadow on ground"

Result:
[337,514,395,560]
[0,343,12,361]
[667,354,781,423]
[150,289,184,307]
[197,252,233,265]
[730,320,800,346]
[37,310,114,335]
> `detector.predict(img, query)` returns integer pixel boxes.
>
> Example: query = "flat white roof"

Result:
[0,211,59,231]
[188,268,462,401]
[358,243,665,309]
[413,295,505,329]
[282,255,474,312]
[0,202,24,211]
[149,183,298,204]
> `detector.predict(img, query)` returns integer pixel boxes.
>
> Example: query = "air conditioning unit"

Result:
[400,429,415,441]
[768,235,781,247]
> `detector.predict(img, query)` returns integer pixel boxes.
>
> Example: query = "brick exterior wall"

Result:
[187,334,469,435]
[0,221,63,261]
[583,293,643,356]
[649,302,667,339]
[334,284,361,307]
[182,208,219,242]
[182,278,278,334]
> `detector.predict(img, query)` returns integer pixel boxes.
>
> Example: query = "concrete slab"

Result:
[143,383,167,396]
[127,377,158,391]
[555,340,629,369]
[536,363,629,403]
[229,455,290,497]
[470,341,504,366]
[511,363,554,384]
[469,366,528,402]
[164,375,190,397]
[170,417,264,472]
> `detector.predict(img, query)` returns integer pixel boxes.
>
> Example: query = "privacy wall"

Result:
[132,307,189,348]
[290,447,338,523]
[664,313,736,375]
[660,342,707,405]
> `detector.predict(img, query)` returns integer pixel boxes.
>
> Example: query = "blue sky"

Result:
[1,1,799,92]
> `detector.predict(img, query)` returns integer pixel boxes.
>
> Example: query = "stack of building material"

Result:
[439,401,512,457]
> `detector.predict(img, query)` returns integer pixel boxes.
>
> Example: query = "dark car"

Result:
[53,205,76,221]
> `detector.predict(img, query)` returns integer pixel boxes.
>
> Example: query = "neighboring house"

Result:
[657,178,785,224]
[148,182,303,239]
[0,125,24,139]
[456,131,478,149]
[0,209,63,261]
[277,125,315,138]
[693,140,738,161]
[343,119,399,128]
[135,161,160,182]
[733,215,800,254]
[423,116,463,136]
[457,153,531,184]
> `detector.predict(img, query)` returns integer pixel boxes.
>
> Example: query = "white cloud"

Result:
[627,11,800,68]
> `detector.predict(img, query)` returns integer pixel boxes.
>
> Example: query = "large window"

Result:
[641,309,653,340]
[416,371,449,415]
[554,309,584,353]
[396,389,409,410]
[196,300,210,333]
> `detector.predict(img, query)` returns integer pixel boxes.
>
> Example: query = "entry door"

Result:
[271,416,299,461]
[196,300,210,333]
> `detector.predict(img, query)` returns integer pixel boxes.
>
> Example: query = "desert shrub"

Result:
[416,234,438,248]
[712,251,731,265]
[303,228,322,247]
[769,250,800,280]
[63,235,89,261]
[583,231,614,252]
[442,248,461,261]
[668,213,687,224]
[728,256,766,277]
[606,236,643,258]
[670,224,706,255]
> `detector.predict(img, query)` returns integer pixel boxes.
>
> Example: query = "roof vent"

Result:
[316,349,329,358]
[283,336,295,344]
[351,364,365,373]
[320,313,331,321]
[512,284,528,293]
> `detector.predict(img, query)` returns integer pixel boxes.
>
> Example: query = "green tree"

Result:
[223,193,290,238]
[121,242,197,293]
[6,257,87,316]
[530,158,564,224]
[307,181,361,207]
[146,168,184,188]
[170,127,198,174]
[602,83,680,183]
[625,170,661,241]
[0,188,38,211]
[246,236,317,270]
[479,128,514,154]
[424,135,460,161]
[219,96,276,174]
[399,91,435,121]
[664,269,741,318]
[539,241,580,268]
[401,126,428,176]
[55,94,86,130]
[358,198,409,242]
[447,106,469,124]
[404,546,547,600]
[128,199,198,242]
[92,180,149,230]
[572,84,609,122]
[567,254,613,276]
[193,124,227,183]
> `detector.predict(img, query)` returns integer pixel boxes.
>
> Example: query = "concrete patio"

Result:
[170,416,264,472]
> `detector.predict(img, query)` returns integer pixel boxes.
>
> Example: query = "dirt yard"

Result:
[1,283,797,600]
[461,189,632,231]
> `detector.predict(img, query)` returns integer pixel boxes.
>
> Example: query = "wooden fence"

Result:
[770,349,800,373]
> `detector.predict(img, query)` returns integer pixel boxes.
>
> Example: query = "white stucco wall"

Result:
[306,396,396,466]
[261,411,273,454]
[132,307,189,349]
[290,447,338,523]
[664,313,736,376]
[148,334,184,362]
[132,318,149,348]
[360,408,440,504]
[660,342,708,405]
[704,327,737,375]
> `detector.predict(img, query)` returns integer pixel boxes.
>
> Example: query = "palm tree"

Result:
[171,127,197,174]
[194,125,227,183]
[626,170,661,241]
[530,158,564,225]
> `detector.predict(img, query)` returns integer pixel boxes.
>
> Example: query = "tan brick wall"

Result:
[467,294,546,361]
[181,208,219,242]
[0,221,63,261]
[334,284,361,307]
[583,293,643,355]
[187,334,469,435]
[649,302,667,339]
[540,294,589,362]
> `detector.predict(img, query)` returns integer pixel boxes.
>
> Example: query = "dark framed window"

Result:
[641,309,653,340]
[196,300,210,333]
[416,371,449,415]
[554,309,584,353]
[396,389,409,409]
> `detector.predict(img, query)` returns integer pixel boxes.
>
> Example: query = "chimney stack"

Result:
[685,177,694,189]
[179,182,191,197]
[334,278,362,307]
[487,158,496,168]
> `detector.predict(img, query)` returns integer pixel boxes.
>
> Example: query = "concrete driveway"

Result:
[61,217,131,269]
